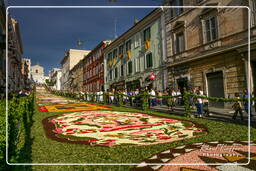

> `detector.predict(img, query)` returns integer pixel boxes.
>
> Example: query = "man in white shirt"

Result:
[149,88,156,106]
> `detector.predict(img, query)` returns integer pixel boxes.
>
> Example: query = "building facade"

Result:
[163,0,256,107]
[21,58,31,89]
[8,17,23,92]
[60,49,90,90]
[70,59,84,92]
[31,64,46,84]
[49,68,62,90]
[22,58,31,79]
[83,40,111,92]
[104,9,166,91]
[0,0,5,93]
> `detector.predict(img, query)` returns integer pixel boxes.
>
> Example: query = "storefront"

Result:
[126,79,140,90]
[110,80,125,91]
[168,51,247,108]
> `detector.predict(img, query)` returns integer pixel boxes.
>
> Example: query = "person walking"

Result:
[232,93,244,120]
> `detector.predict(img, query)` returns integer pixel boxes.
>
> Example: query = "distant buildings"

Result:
[45,0,255,110]
[83,40,111,92]
[60,49,90,90]
[31,64,47,84]
[103,9,166,91]
[22,58,31,79]
[21,58,31,89]
[49,68,62,90]
[70,59,84,92]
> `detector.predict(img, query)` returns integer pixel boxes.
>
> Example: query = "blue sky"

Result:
[7,0,162,74]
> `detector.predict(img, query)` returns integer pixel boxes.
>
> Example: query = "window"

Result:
[170,0,184,18]
[109,70,112,80]
[125,40,131,52]
[204,16,218,42]
[120,65,124,76]
[114,67,118,78]
[146,53,153,68]
[118,45,124,55]
[128,61,133,74]
[143,27,151,42]
[135,57,140,72]
[36,69,38,73]
[251,0,256,26]
[175,32,185,53]
[113,49,118,58]
[108,52,112,59]
[134,33,140,48]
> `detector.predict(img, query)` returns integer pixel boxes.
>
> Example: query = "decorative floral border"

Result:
[132,141,255,171]
[38,103,112,112]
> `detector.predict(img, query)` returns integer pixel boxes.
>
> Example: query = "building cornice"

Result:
[167,39,256,67]
[103,8,162,53]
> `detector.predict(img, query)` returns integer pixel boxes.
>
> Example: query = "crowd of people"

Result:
[78,87,255,120]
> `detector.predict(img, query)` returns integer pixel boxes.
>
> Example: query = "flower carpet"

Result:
[133,141,256,171]
[38,104,112,112]
[36,88,112,112]
[42,111,207,146]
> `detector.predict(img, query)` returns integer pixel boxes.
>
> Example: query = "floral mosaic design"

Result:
[39,104,112,112]
[133,141,256,171]
[43,111,207,146]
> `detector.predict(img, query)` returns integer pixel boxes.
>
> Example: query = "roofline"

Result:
[84,40,112,60]
[103,8,162,52]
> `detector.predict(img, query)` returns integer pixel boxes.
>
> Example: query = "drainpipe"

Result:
[242,57,253,94]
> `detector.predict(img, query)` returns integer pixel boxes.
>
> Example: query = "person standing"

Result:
[196,89,203,118]
[149,88,156,106]
[243,89,253,120]
[158,91,163,106]
[232,93,244,120]
[253,91,256,114]
[176,88,181,105]
[203,94,210,116]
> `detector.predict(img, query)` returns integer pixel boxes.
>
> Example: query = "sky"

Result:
[7,0,162,75]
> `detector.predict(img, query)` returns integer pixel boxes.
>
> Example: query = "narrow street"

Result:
[1,0,256,170]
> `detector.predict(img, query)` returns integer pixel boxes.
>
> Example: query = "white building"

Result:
[31,64,46,84]
[49,68,62,90]
[60,49,90,90]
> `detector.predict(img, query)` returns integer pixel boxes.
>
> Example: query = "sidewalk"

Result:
[150,105,256,127]
[122,103,256,128]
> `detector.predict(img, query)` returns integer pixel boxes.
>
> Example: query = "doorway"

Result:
[176,77,188,94]
[207,71,225,108]
[176,77,188,105]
